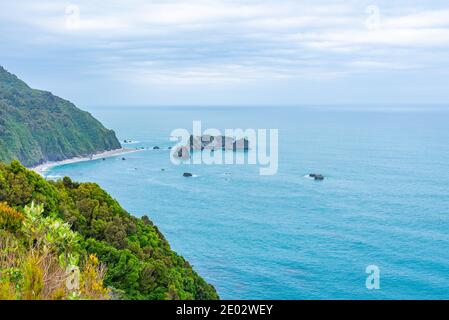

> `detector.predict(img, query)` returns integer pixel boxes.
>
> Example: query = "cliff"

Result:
[0,66,121,167]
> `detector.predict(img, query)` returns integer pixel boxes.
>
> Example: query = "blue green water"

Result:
[46,106,449,299]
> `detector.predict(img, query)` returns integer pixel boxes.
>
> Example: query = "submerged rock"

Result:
[183,172,193,177]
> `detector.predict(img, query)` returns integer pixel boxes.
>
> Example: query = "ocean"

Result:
[45,106,449,299]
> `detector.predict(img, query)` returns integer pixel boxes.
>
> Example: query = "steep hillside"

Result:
[0,161,219,300]
[0,66,121,167]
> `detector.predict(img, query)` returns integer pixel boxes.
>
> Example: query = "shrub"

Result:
[0,202,110,300]
[0,162,219,300]
[0,202,24,232]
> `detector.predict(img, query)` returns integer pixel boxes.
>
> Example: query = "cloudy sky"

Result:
[1,0,449,107]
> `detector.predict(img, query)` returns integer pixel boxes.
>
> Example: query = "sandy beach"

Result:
[30,148,140,176]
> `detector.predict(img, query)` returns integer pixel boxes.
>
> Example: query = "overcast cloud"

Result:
[1,0,448,106]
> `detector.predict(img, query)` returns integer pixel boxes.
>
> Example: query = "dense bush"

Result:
[0,161,219,300]
[0,202,109,300]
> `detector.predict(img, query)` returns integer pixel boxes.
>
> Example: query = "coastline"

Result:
[30,147,140,176]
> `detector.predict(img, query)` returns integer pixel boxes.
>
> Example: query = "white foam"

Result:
[45,175,62,180]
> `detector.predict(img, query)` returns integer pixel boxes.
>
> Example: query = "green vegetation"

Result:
[0,66,121,167]
[0,161,219,300]
[0,202,109,300]
[0,65,218,300]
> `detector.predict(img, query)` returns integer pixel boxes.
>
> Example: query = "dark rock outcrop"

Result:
[173,146,190,160]
[309,174,325,181]
[172,134,251,159]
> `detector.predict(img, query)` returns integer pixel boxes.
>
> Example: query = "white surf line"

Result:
[30,148,141,176]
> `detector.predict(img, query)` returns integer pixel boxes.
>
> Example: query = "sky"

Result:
[1,0,449,107]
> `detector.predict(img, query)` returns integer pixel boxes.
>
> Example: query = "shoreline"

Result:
[30,148,140,176]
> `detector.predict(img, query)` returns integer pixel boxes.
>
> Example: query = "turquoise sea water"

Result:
[46,106,449,299]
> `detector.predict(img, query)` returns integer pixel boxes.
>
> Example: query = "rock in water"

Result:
[309,174,325,181]
[188,135,203,150]
[183,172,193,177]
[233,138,250,151]
[173,146,190,159]
[215,135,234,150]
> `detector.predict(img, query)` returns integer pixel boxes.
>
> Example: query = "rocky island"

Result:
[174,134,250,159]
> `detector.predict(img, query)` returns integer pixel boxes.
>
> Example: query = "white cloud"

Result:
[2,0,449,85]
[296,28,449,48]
[384,9,449,29]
